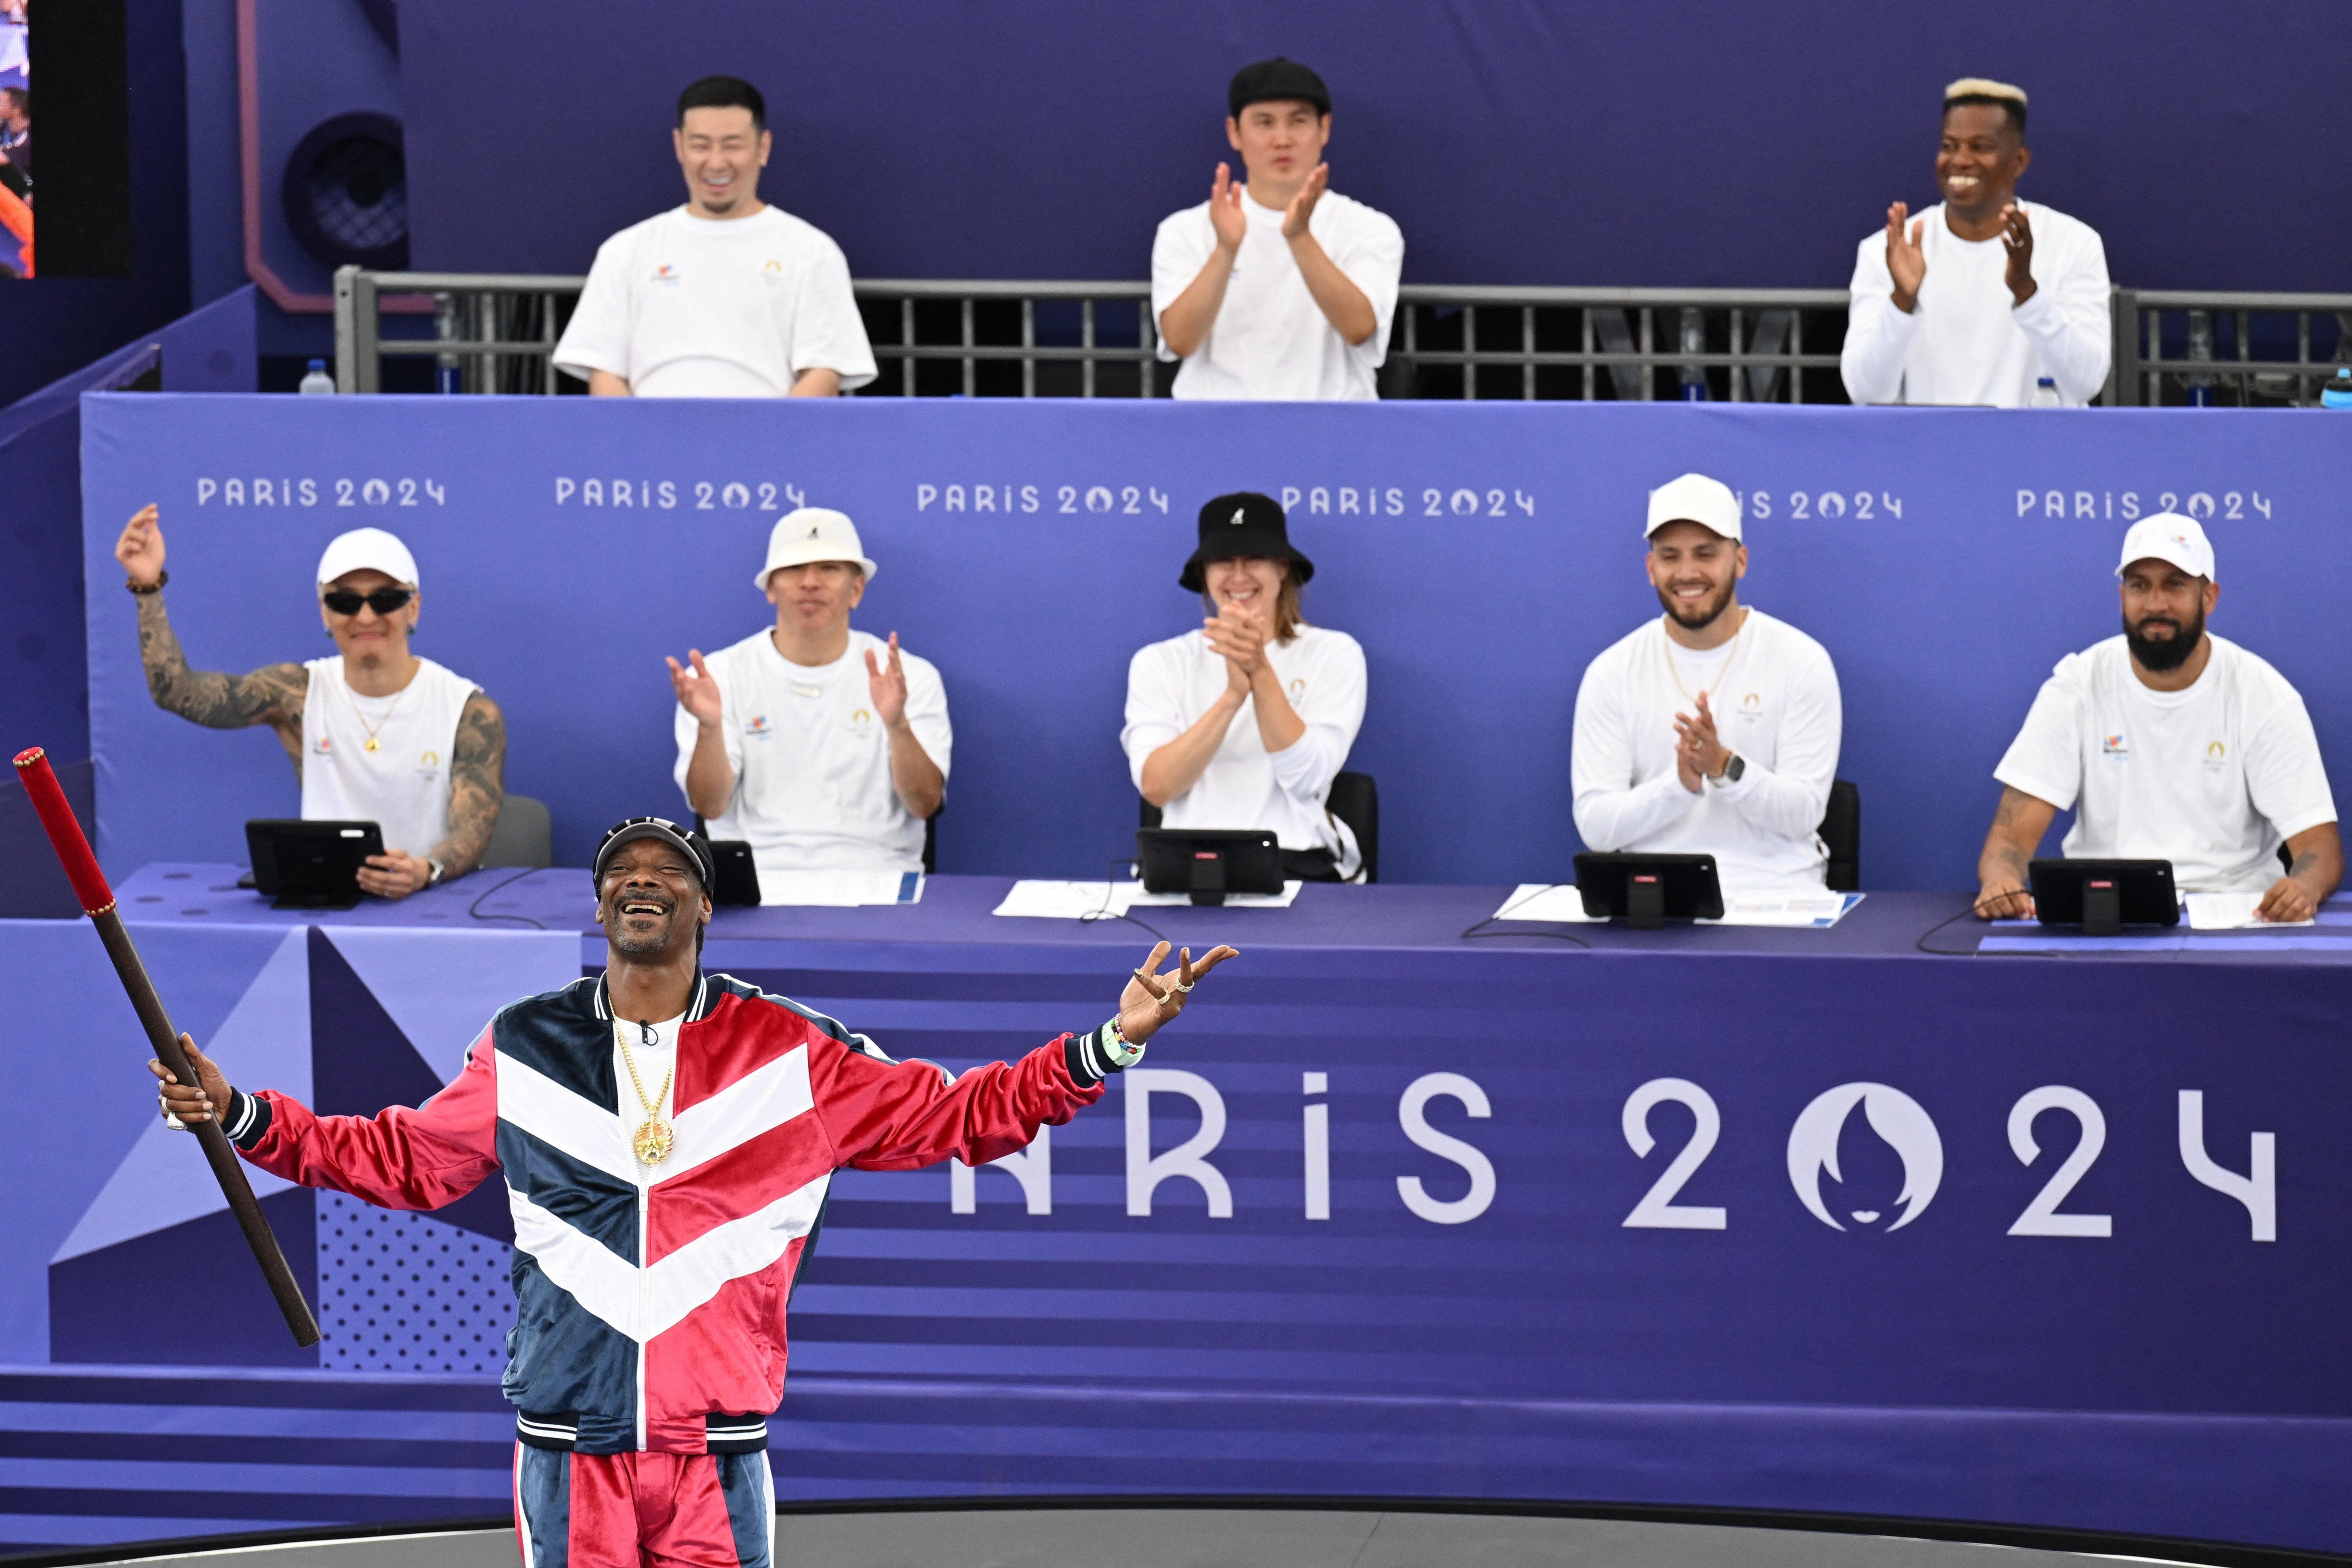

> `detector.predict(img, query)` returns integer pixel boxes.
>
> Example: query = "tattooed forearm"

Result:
[432,692,508,875]
[134,593,307,729]
[2289,852,2318,878]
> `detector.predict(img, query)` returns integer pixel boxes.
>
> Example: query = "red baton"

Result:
[13,747,322,1347]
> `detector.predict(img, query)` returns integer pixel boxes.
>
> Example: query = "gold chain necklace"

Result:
[341,669,411,753]
[1663,608,1748,704]
[616,1019,676,1166]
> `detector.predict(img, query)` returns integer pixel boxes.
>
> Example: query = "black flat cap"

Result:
[593,816,715,892]
[1181,492,1316,593]
[1229,57,1330,118]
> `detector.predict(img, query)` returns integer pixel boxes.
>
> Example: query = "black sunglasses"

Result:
[322,587,414,616]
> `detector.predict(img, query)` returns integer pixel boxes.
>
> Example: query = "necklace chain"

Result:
[616,1019,676,1165]
[1664,609,1748,704]
[340,666,412,753]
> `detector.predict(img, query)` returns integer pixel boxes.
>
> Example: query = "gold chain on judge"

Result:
[617,1020,675,1165]
[1663,607,1749,705]
[341,677,409,753]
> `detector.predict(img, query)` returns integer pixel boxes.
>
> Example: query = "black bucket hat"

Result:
[1181,492,1317,593]
[592,815,715,892]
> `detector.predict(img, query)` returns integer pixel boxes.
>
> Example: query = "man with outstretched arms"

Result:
[113,504,505,898]
[1571,474,1844,894]
[667,507,947,873]
[1840,78,2110,408]
[153,815,1238,1568]
[552,75,876,398]
[1152,57,1403,400]
[1975,514,2341,921]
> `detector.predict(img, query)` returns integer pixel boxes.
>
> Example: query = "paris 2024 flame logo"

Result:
[1785,1083,1944,1231]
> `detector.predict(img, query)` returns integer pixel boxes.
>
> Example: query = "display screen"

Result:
[0,0,28,277]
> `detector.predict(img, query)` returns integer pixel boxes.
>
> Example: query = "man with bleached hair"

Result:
[1841,78,2110,408]
[1571,474,1844,894]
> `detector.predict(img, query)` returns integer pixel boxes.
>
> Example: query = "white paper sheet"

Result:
[1131,880,1303,908]
[1487,885,1864,928]
[993,880,1142,919]
[2183,891,2313,930]
[1489,884,1605,922]
[759,869,923,907]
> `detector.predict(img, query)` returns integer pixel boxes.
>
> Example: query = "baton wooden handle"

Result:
[13,748,323,1348]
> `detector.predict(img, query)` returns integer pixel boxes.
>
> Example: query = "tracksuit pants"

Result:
[515,1445,773,1568]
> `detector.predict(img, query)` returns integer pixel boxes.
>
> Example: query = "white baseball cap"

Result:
[316,527,419,588]
[2115,513,2215,581]
[756,507,878,589]
[1645,473,1742,542]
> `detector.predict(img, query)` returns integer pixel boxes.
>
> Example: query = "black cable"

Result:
[467,866,549,929]
[1076,857,1167,943]
[1915,903,1997,955]
[1460,883,1592,948]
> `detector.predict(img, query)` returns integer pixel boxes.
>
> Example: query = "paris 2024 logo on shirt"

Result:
[1785,1082,1944,1232]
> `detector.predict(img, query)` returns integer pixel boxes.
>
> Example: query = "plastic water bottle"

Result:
[298,358,335,396]
[2029,376,2062,408]
[2322,366,2352,409]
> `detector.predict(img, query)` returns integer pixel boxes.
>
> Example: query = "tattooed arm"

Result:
[430,691,506,878]
[119,502,308,765]
[134,593,309,761]
[2257,822,2342,924]
[1974,785,2057,919]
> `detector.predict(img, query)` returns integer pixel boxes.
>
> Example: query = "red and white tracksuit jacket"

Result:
[225,969,1107,1454]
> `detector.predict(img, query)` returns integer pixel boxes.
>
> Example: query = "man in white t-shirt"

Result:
[1840,79,2110,408]
[1976,514,2340,921]
[667,509,948,874]
[1151,58,1404,401]
[552,76,876,399]
[1124,492,1367,878]
[113,507,505,899]
[1571,474,1844,895]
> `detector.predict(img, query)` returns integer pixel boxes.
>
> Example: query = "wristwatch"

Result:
[426,858,446,886]
[1711,753,1746,786]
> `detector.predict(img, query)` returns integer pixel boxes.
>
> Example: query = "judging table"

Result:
[6,868,2352,1555]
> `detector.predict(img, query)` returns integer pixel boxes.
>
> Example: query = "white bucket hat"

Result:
[756,507,878,589]
[316,527,419,588]
[2115,513,2215,581]
[1644,473,1742,542]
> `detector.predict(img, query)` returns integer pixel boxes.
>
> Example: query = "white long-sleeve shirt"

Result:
[1571,610,1843,893]
[1840,200,2110,408]
[1122,625,1367,872]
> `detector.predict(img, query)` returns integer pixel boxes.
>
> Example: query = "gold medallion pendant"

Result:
[633,1117,674,1166]
[364,737,380,752]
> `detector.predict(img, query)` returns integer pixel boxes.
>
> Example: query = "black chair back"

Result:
[1328,771,1378,883]
[1820,778,1860,892]
[1139,769,1379,882]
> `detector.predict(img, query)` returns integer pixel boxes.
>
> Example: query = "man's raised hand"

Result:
[2000,201,2037,306]
[1884,203,1927,312]
[1209,161,1248,254]
[1117,941,1241,1045]
[666,650,724,728]
[863,632,911,727]
[115,503,166,588]
[150,1032,231,1128]
[1282,163,1330,241]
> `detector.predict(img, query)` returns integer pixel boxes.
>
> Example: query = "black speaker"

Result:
[281,111,408,270]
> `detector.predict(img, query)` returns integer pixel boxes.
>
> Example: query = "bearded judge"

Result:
[1570,474,1844,895]
[1975,514,2341,921]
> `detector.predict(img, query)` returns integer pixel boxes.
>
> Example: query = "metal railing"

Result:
[1387,287,1849,402]
[334,267,2352,406]
[2112,290,2352,408]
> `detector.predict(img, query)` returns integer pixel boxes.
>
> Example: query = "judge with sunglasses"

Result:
[115,506,506,899]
